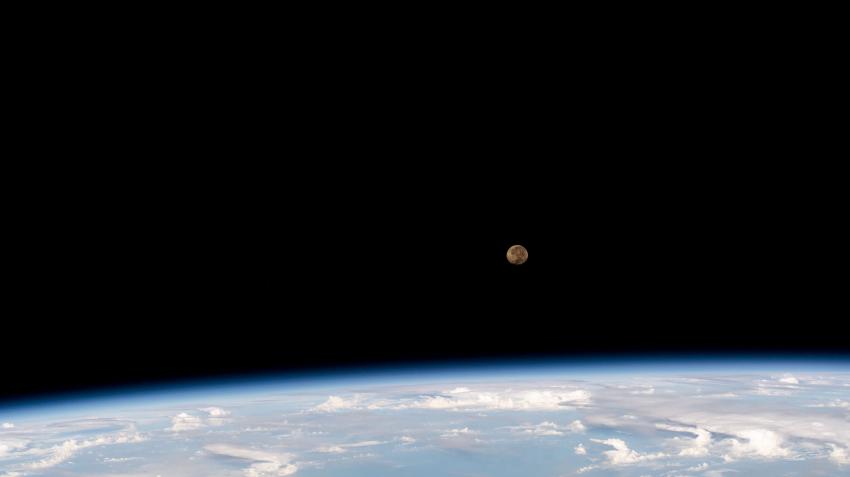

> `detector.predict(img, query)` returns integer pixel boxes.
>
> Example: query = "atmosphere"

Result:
[2,360,850,476]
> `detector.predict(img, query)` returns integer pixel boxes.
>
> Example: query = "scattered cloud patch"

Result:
[405,389,591,411]
[316,440,385,453]
[446,387,471,394]
[441,427,477,438]
[828,444,850,465]
[575,443,587,455]
[1,423,13,429]
[568,420,587,433]
[200,407,230,417]
[311,395,364,412]
[205,444,297,476]
[510,420,585,437]
[26,432,146,471]
[657,424,712,457]
[630,387,656,395]
[590,438,666,466]
[168,412,204,432]
[808,399,850,409]
[0,437,28,458]
[722,429,791,461]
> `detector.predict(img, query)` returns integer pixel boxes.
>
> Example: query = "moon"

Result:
[506,245,528,265]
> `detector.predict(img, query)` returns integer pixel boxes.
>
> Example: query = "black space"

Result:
[4,30,848,403]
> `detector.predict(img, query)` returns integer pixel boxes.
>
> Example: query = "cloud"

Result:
[307,386,591,413]
[316,440,385,453]
[656,424,712,457]
[590,438,666,466]
[26,432,146,471]
[200,407,230,417]
[808,399,850,409]
[446,387,471,394]
[199,407,231,426]
[752,385,794,396]
[0,438,28,458]
[311,395,364,412]
[399,436,416,444]
[1,423,13,429]
[205,444,297,476]
[102,456,143,463]
[574,443,587,455]
[778,374,799,385]
[630,387,656,395]
[315,445,346,454]
[722,429,791,461]
[405,389,591,412]
[568,420,587,433]
[515,421,564,436]
[510,420,585,437]
[168,412,203,432]
[828,444,850,465]
[441,427,477,438]
[686,462,709,471]
[168,408,231,431]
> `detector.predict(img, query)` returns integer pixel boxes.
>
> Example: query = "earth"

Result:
[1,360,849,476]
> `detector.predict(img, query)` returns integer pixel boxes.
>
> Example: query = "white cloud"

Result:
[509,419,585,437]
[205,444,297,476]
[808,399,850,409]
[630,387,656,395]
[828,444,850,465]
[168,412,203,432]
[590,438,666,466]
[577,465,596,473]
[698,393,738,399]
[318,440,385,453]
[657,424,712,457]
[686,462,709,471]
[102,456,143,463]
[311,395,364,412]
[306,386,591,413]
[26,432,146,471]
[200,407,230,417]
[722,429,791,461]
[574,443,587,455]
[316,445,346,454]
[568,420,587,433]
[345,440,384,448]
[405,389,591,412]
[752,385,794,396]
[517,421,563,436]
[440,427,479,439]
[778,374,799,385]
[0,438,28,458]
[199,407,231,426]
[1,423,13,429]
[399,436,416,444]
[446,387,471,394]
[168,408,230,431]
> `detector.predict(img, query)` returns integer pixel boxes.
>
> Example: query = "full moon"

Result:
[506,245,528,265]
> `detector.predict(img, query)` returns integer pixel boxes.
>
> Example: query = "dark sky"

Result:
[4,35,847,403]
[7,157,846,403]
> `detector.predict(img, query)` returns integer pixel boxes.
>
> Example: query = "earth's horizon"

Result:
[1,359,849,476]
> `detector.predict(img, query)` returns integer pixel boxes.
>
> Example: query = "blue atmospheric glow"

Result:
[1,356,849,476]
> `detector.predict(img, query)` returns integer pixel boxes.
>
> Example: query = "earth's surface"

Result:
[1,360,849,476]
